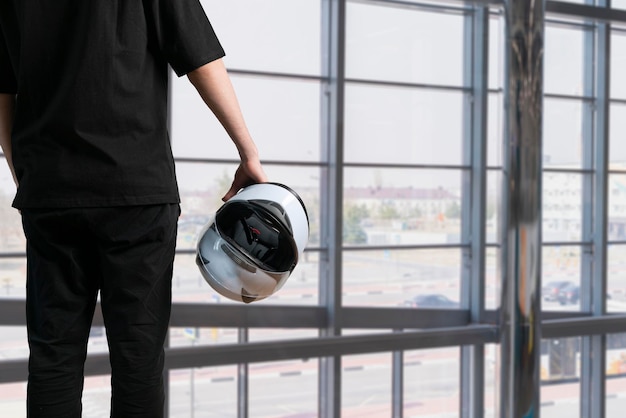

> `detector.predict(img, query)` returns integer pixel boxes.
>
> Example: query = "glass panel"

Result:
[487,92,504,167]
[343,168,463,246]
[607,333,626,416]
[0,382,26,418]
[542,246,581,311]
[248,328,318,343]
[543,173,583,242]
[404,347,460,417]
[486,247,500,310]
[344,84,464,165]
[489,15,504,90]
[0,258,26,300]
[171,75,321,162]
[610,104,626,166]
[485,344,498,418]
[0,160,23,254]
[607,245,626,313]
[540,338,581,417]
[0,326,27,360]
[611,31,626,100]
[169,366,238,417]
[82,375,112,418]
[249,359,318,417]
[342,353,392,416]
[169,327,239,348]
[200,0,321,75]
[342,249,461,308]
[487,170,500,245]
[543,99,583,169]
[346,2,464,86]
[613,0,626,10]
[608,174,626,244]
[544,25,585,96]
[86,324,108,355]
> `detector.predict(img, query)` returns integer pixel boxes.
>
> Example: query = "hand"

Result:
[222,159,268,201]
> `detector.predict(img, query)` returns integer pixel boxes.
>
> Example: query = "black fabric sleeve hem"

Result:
[172,50,226,77]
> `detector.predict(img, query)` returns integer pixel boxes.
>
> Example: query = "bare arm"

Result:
[187,58,267,201]
[0,93,17,187]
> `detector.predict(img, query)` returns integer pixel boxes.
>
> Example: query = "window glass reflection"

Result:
[541,247,581,312]
[543,173,584,242]
[200,0,321,75]
[543,99,583,170]
[169,366,238,417]
[0,258,25,300]
[249,359,318,417]
[344,168,463,246]
[544,24,585,97]
[540,338,581,416]
[171,76,321,162]
[608,175,626,244]
[607,333,626,416]
[611,31,626,99]
[404,348,460,417]
[346,2,464,86]
[342,249,461,308]
[610,104,626,166]
[344,84,464,165]
[0,382,26,417]
[0,161,23,255]
[342,353,392,416]
[607,245,626,313]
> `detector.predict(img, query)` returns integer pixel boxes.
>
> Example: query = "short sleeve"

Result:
[145,0,226,77]
[0,24,17,94]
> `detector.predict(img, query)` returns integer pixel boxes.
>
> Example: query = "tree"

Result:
[445,201,461,219]
[343,202,368,244]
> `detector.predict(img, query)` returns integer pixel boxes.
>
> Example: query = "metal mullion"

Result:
[344,161,470,169]
[585,2,610,416]
[546,0,626,24]
[543,167,594,173]
[227,68,324,82]
[544,92,595,101]
[238,328,249,418]
[348,0,474,14]
[319,0,345,417]
[460,6,488,418]
[392,330,403,418]
[346,76,471,93]
[174,157,323,167]
[579,4,597,415]
[609,97,626,105]
[342,243,468,251]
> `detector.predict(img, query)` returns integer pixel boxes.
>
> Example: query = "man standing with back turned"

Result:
[0,1,267,417]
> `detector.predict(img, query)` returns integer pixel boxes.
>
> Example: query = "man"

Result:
[0,1,266,417]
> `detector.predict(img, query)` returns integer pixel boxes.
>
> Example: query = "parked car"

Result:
[404,294,460,309]
[542,280,574,301]
[557,283,579,305]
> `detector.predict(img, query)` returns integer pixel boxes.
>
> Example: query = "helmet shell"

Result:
[196,183,309,303]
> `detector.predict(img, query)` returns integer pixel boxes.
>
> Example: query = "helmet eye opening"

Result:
[215,202,297,273]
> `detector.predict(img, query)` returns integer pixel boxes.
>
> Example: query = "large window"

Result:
[2,1,626,417]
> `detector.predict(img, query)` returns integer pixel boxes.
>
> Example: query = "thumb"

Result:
[222,184,239,202]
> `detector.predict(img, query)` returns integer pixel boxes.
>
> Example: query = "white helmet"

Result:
[196,183,309,303]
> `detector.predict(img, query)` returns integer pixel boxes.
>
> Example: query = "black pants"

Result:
[21,204,179,418]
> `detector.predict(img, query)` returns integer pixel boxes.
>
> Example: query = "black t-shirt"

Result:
[0,0,225,208]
